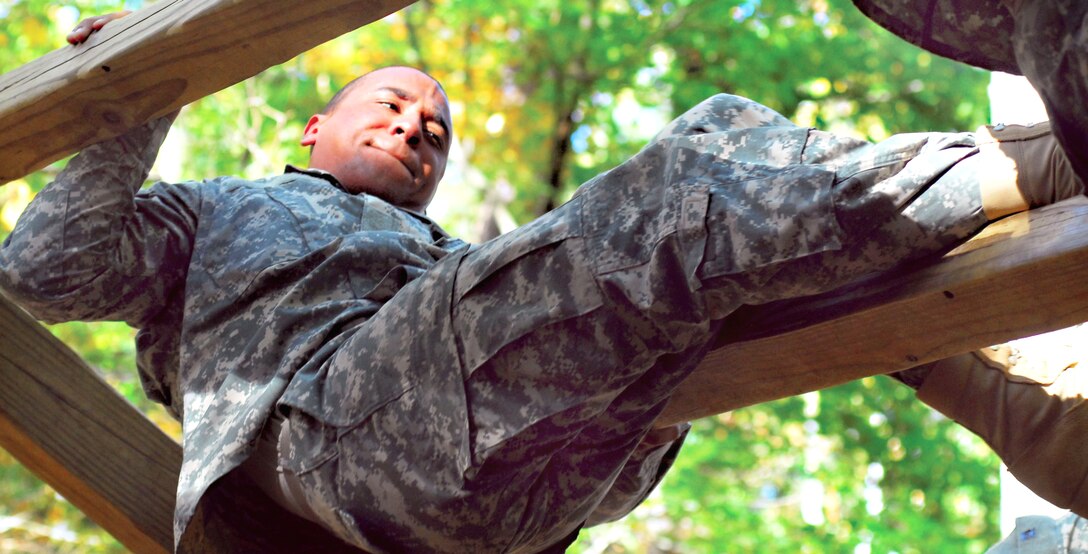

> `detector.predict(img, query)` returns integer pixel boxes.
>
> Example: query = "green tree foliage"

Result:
[585,380,998,554]
[0,0,998,551]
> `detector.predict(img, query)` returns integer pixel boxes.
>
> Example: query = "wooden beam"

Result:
[0,0,416,185]
[660,197,1088,425]
[0,292,179,553]
[0,291,365,552]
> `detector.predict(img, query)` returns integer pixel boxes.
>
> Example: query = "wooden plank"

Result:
[0,292,179,553]
[0,0,416,185]
[0,293,364,552]
[660,197,1088,425]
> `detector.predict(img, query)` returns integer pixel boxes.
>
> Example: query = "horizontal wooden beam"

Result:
[0,292,179,553]
[0,0,416,185]
[660,197,1088,425]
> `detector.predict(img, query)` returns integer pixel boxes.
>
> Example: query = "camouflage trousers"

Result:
[1013,0,1088,182]
[264,94,1015,553]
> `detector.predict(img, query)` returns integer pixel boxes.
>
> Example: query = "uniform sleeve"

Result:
[585,423,690,526]
[0,116,201,327]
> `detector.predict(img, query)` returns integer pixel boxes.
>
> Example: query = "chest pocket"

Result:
[200,187,310,294]
[699,162,841,277]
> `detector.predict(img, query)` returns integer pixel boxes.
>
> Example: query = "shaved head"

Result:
[321,66,449,116]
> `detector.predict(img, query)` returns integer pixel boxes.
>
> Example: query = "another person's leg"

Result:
[852,0,1088,187]
[1006,0,1088,182]
[894,345,1088,517]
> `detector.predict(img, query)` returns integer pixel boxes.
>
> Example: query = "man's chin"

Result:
[366,146,417,181]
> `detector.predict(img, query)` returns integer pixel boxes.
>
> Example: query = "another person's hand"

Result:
[67,11,131,45]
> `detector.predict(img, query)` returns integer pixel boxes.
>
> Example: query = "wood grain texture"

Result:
[0,294,366,552]
[659,197,1088,425]
[0,292,179,553]
[0,0,416,185]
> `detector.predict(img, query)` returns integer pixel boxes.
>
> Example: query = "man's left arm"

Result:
[0,114,199,327]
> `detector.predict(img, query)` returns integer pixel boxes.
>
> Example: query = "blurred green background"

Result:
[0,0,997,551]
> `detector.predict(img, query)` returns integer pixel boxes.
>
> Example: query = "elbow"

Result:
[0,240,96,323]
[0,265,67,323]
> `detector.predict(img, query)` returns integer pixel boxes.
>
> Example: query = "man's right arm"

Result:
[0,114,201,327]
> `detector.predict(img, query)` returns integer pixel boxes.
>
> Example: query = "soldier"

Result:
[2,4,1085,552]
[854,2,1088,550]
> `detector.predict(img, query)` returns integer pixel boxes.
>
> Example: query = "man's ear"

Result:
[300,114,325,147]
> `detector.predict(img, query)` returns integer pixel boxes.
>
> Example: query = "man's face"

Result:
[301,67,452,213]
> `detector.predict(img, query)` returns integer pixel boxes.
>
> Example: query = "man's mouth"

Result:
[369,143,416,178]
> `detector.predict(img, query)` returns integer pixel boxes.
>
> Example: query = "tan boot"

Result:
[910,345,1088,516]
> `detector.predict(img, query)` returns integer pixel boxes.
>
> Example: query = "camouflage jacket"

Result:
[0,117,685,548]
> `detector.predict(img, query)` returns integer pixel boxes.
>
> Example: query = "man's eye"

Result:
[378,101,399,112]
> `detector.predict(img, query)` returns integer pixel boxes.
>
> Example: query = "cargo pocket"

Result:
[699,163,842,278]
[580,145,710,279]
[289,330,424,430]
[578,130,842,286]
[451,197,603,378]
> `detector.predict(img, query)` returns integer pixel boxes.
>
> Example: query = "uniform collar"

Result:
[282,165,445,231]
[284,164,347,191]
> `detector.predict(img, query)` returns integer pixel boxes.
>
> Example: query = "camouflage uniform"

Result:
[853,0,1088,181]
[986,513,1088,554]
[2,93,1014,552]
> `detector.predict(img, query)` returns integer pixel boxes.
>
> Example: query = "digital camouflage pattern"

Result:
[1009,0,1088,187]
[0,113,679,552]
[0,93,1039,552]
[851,0,1018,74]
[854,0,1088,186]
[986,513,1088,554]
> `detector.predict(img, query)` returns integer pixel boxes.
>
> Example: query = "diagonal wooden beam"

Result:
[660,196,1088,425]
[0,291,179,553]
[0,0,417,185]
[0,291,364,552]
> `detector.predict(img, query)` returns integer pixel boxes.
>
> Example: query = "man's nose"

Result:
[392,116,422,147]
